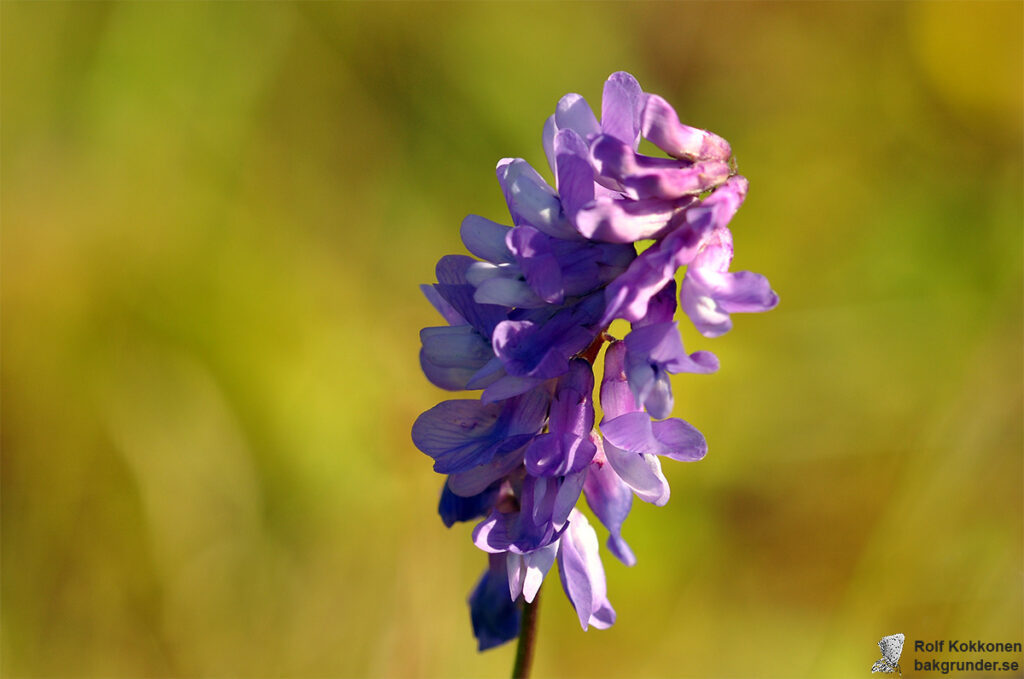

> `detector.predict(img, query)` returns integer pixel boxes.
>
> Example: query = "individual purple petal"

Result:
[599,341,639,419]
[412,389,550,474]
[525,359,596,476]
[472,270,548,309]
[507,542,559,603]
[557,509,616,631]
[419,325,495,391]
[496,158,579,241]
[622,319,718,418]
[434,255,509,337]
[492,295,603,379]
[420,284,466,326]
[575,194,692,244]
[472,500,564,555]
[439,479,499,527]
[602,438,671,506]
[446,447,523,497]
[554,93,601,140]
[591,134,731,200]
[523,471,586,531]
[680,225,779,337]
[631,279,677,327]
[542,114,558,176]
[601,411,707,462]
[461,215,515,264]
[469,554,521,651]
[623,359,674,421]
[507,226,564,305]
[552,469,587,527]
[641,93,732,162]
[600,175,748,324]
[583,447,636,566]
[553,128,595,221]
[600,71,643,148]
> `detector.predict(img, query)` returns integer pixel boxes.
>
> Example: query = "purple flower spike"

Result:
[525,359,597,477]
[414,71,777,649]
[469,553,521,651]
[557,509,616,630]
[681,224,780,338]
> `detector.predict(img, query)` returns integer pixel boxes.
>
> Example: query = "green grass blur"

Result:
[2,2,1021,677]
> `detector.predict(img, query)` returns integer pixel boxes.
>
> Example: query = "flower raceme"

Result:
[412,72,778,651]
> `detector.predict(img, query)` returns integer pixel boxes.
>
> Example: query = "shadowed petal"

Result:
[469,554,521,651]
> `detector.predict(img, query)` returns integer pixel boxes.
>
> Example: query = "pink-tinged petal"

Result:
[681,216,778,337]
[554,93,601,140]
[603,440,670,506]
[557,509,616,630]
[461,214,514,264]
[599,341,639,418]
[591,134,731,200]
[600,176,748,324]
[583,450,636,566]
[601,71,643,147]
[632,280,677,327]
[681,268,779,337]
[641,93,732,161]
[601,412,707,462]
[575,194,688,244]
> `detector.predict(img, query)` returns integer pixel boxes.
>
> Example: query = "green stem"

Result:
[511,587,541,679]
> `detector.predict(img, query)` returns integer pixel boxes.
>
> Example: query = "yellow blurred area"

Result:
[2,2,1021,677]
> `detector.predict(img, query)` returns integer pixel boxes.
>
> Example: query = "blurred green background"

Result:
[2,2,1021,677]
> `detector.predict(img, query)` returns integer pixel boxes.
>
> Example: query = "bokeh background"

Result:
[3,2,1021,677]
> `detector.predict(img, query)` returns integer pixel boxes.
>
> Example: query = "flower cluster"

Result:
[412,72,778,650]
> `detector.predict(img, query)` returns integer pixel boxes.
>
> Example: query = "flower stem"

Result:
[511,587,541,679]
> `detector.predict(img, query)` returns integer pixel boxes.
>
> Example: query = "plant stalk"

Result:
[511,587,541,679]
